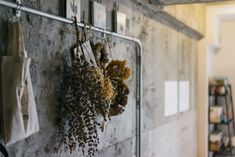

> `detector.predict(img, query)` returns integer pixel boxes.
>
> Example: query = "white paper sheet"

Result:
[92,2,106,29]
[179,81,190,112]
[66,0,81,21]
[114,11,126,35]
[164,81,178,117]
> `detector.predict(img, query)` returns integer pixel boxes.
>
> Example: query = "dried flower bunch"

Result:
[92,44,132,116]
[106,60,132,80]
[59,17,132,157]
[105,60,131,116]
[61,56,100,155]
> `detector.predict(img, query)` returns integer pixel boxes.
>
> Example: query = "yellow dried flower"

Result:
[106,60,131,80]
[91,68,116,101]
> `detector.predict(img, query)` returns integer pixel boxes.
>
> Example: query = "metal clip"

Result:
[16,0,22,17]
[102,31,106,39]
[114,2,119,11]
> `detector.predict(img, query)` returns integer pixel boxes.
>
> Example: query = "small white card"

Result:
[164,81,178,117]
[179,81,190,112]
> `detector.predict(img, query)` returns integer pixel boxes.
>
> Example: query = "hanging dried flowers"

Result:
[92,42,109,68]
[59,17,132,156]
[105,60,131,116]
[61,56,101,155]
[106,60,132,80]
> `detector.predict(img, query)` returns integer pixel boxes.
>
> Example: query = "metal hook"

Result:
[16,0,22,17]
[107,36,114,59]
[114,2,119,11]
[81,21,93,42]
[102,31,106,39]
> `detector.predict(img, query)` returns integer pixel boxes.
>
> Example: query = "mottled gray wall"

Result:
[0,0,199,157]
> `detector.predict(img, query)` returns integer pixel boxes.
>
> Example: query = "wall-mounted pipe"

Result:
[0,0,142,157]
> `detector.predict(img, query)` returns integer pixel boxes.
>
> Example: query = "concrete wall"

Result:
[0,0,203,157]
[164,4,205,35]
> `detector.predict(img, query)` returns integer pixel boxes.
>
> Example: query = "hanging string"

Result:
[83,23,87,42]
[82,22,92,42]
[73,16,84,56]
[107,36,114,59]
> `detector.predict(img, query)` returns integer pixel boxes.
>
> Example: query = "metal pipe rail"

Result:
[0,0,142,157]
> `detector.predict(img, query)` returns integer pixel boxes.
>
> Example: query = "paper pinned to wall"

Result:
[114,11,126,35]
[92,1,106,29]
[179,81,190,112]
[66,0,81,21]
[164,81,178,117]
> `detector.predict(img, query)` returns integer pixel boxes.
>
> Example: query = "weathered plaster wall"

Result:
[0,0,202,157]
[164,4,206,35]
[129,0,205,39]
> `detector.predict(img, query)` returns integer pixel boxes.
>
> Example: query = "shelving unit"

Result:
[209,84,235,157]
